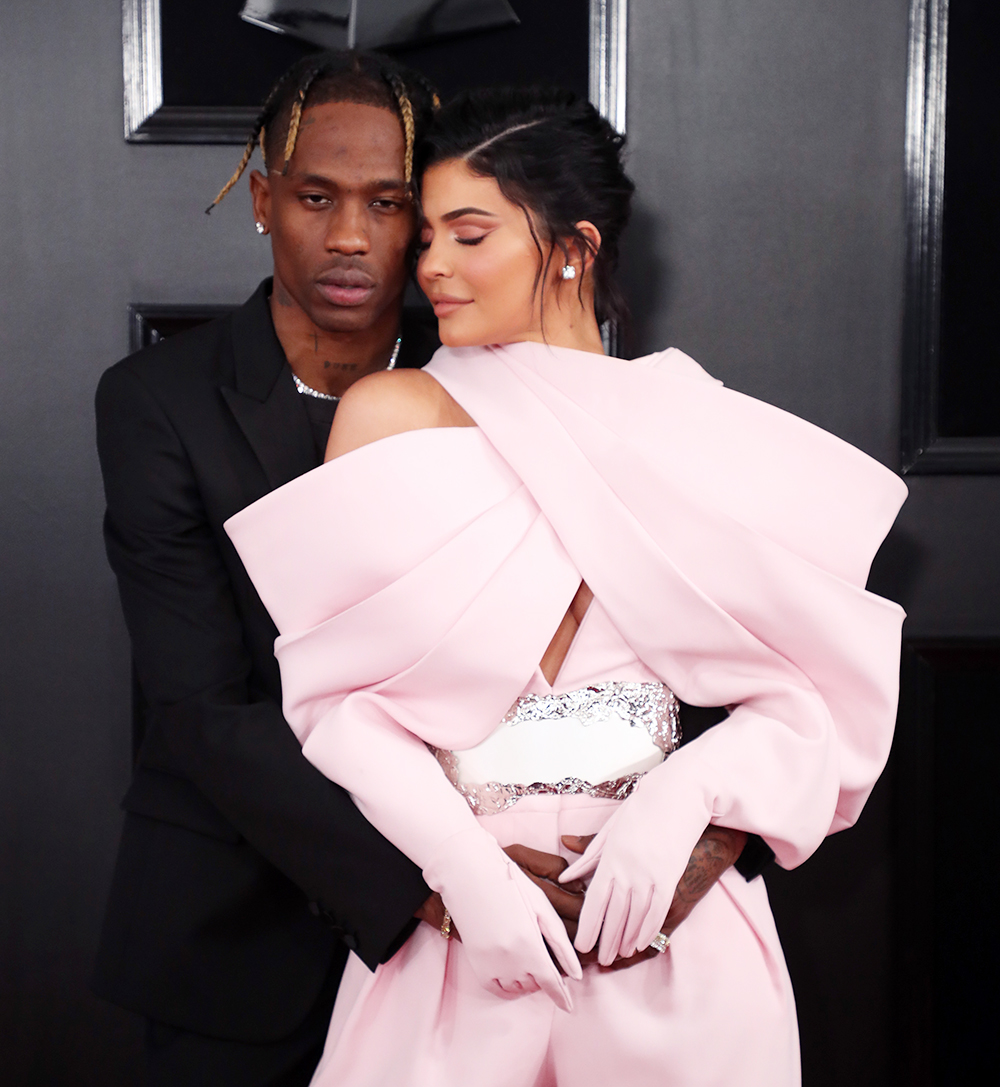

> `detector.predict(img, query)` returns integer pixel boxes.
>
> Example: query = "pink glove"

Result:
[559,684,846,963]
[424,827,581,1010]
[559,763,716,965]
[300,692,581,1007]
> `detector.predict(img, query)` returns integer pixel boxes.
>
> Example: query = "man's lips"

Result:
[430,295,472,318]
[316,270,376,308]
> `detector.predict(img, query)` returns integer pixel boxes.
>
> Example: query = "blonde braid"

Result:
[399,91,415,183]
[205,61,295,213]
[384,72,415,184]
[281,90,306,175]
[281,62,327,175]
[205,132,258,214]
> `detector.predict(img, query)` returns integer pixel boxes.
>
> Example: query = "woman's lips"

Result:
[431,297,472,318]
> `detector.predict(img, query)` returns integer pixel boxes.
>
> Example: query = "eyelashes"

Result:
[415,232,489,253]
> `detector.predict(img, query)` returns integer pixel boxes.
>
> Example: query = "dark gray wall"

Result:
[622,4,911,1084]
[0,2,269,1082]
[623,3,999,1086]
[3,1,982,1084]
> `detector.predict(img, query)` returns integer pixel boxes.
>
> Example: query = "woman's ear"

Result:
[573,221,603,274]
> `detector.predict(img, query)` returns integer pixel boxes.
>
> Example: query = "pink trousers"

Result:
[312,796,800,1087]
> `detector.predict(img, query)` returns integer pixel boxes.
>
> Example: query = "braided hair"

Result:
[206,50,439,213]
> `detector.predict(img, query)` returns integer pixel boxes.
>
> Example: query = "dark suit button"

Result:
[343,933,358,951]
[309,901,347,936]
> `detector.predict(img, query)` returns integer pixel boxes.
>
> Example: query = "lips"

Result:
[316,268,377,308]
[430,295,472,319]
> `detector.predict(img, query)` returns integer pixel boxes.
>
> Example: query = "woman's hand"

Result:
[562,827,747,962]
[422,827,582,1010]
[416,829,748,974]
[503,844,650,971]
[559,783,749,965]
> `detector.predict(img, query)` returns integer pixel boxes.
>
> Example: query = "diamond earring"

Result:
[255,221,267,235]
[561,264,576,280]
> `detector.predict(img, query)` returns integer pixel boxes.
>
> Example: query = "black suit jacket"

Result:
[93,281,439,1042]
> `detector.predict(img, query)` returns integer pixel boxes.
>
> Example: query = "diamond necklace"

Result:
[292,335,402,401]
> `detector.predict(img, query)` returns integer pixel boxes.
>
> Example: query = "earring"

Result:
[255,221,267,235]
[561,264,576,280]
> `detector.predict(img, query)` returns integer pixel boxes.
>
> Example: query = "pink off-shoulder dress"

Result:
[226,342,907,1087]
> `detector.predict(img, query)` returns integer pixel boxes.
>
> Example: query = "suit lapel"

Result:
[221,281,317,491]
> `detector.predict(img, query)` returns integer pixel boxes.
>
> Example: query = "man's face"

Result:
[251,100,414,333]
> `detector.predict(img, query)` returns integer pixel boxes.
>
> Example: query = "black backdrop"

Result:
[159,0,589,109]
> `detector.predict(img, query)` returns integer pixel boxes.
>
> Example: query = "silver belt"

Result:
[432,681,681,816]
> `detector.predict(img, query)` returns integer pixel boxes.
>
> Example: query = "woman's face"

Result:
[416,159,550,347]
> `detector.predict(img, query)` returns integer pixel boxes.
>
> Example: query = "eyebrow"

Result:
[292,173,407,191]
[440,206,500,222]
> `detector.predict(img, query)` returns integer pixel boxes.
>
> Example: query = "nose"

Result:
[416,234,451,287]
[324,199,369,255]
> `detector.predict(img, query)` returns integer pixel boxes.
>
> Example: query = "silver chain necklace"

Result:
[292,335,402,401]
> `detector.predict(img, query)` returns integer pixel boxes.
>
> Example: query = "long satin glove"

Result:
[300,692,581,1007]
[559,769,714,965]
[559,681,846,963]
[424,827,581,1009]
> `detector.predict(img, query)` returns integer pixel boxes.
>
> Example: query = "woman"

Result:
[226,87,906,1086]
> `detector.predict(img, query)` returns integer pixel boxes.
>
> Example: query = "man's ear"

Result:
[249,169,271,230]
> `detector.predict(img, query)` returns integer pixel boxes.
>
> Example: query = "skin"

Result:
[249,101,414,396]
[328,159,748,961]
[418,158,606,354]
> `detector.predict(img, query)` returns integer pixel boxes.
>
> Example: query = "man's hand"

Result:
[413,846,584,948]
[504,843,678,971]
[414,891,450,933]
[415,826,746,968]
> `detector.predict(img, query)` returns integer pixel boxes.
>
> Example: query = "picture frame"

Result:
[122,0,627,143]
[901,0,1000,473]
[128,302,238,353]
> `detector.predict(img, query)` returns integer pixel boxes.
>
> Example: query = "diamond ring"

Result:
[650,931,671,954]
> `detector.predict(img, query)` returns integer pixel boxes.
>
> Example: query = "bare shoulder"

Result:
[325,368,476,461]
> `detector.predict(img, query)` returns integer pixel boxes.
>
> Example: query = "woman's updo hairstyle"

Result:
[417,86,635,328]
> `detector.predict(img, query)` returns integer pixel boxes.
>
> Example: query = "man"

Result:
[94,49,764,1087]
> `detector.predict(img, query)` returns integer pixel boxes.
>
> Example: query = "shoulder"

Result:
[99,314,232,408]
[635,347,724,386]
[326,368,475,460]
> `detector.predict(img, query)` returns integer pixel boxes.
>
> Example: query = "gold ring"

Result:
[440,908,452,940]
[650,931,670,954]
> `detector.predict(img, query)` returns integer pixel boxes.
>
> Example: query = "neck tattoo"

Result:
[292,335,402,401]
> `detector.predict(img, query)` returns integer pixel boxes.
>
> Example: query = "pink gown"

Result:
[225,342,906,1087]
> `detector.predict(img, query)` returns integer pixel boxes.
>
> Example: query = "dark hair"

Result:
[207,50,439,212]
[417,86,634,327]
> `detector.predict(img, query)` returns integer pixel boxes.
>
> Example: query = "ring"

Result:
[440,908,452,940]
[649,931,670,954]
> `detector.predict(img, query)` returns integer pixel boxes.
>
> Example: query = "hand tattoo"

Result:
[675,832,734,903]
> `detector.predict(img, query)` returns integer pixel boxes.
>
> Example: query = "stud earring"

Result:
[255,221,267,235]
[561,264,576,280]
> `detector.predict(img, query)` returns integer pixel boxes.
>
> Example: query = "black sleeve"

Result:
[678,703,775,881]
[96,364,429,968]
